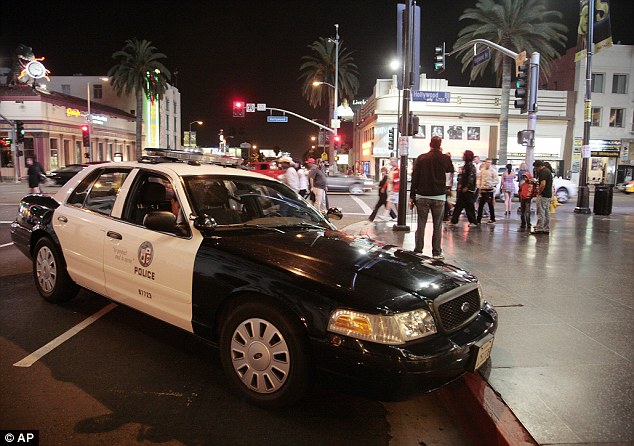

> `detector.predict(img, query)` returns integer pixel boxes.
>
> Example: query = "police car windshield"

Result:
[183,175,332,228]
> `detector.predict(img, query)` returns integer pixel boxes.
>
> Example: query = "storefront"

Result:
[570,138,621,185]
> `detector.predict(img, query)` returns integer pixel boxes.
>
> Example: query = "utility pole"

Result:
[394,0,413,232]
[574,0,593,214]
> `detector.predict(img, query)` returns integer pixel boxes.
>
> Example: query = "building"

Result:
[544,44,633,185]
[0,75,181,180]
[353,74,570,179]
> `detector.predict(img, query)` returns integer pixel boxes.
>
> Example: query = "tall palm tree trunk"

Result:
[135,91,144,159]
[498,58,512,165]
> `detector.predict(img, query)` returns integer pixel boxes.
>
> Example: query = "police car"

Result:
[11,148,497,407]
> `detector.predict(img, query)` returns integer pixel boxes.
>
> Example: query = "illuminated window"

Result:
[612,74,627,94]
[591,108,601,127]
[591,73,604,93]
[609,109,624,127]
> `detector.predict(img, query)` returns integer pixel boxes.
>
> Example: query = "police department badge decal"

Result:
[138,242,154,267]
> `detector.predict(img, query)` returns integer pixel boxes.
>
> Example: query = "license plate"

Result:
[472,335,494,372]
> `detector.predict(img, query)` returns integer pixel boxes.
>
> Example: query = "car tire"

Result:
[33,237,79,303]
[349,183,364,195]
[556,188,569,203]
[219,301,309,408]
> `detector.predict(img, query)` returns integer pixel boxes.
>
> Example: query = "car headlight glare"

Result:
[328,309,437,345]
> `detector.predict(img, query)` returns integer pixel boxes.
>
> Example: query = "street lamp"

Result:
[188,120,203,147]
[312,80,335,89]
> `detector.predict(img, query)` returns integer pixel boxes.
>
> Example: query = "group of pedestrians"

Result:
[405,136,555,259]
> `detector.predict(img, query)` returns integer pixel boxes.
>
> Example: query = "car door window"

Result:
[122,173,190,236]
[67,168,130,216]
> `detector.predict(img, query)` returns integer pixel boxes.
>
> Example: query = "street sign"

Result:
[473,48,491,66]
[246,103,256,113]
[411,91,451,103]
[256,103,266,111]
[267,116,288,123]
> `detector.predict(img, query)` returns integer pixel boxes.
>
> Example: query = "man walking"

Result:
[532,160,553,234]
[306,158,327,213]
[409,136,454,260]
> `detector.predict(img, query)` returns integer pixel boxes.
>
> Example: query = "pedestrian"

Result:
[501,163,516,217]
[368,166,396,222]
[25,156,46,193]
[306,158,328,213]
[278,156,300,193]
[517,171,536,230]
[386,157,400,221]
[297,164,309,198]
[409,136,454,260]
[476,159,498,224]
[448,150,478,227]
[517,162,529,187]
[532,160,553,234]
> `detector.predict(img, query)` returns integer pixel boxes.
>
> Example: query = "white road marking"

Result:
[349,195,373,214]
[13,303,118,367]
[0,242,14,248]
[1,221,14,224]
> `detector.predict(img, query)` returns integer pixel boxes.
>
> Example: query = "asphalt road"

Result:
[0,188,472,446]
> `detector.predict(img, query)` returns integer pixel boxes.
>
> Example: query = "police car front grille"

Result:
[437,288,480,331]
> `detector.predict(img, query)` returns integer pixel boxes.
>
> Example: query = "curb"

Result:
[437,373,537,446]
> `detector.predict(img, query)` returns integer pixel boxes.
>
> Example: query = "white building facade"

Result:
[353,74,570,179]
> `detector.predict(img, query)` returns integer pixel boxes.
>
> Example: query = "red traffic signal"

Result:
[81,125,90,147]
[233,101,245,117]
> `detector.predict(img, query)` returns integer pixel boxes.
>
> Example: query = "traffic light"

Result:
[387,128,394,152]
[409,113,419,135]
[81,125,90,147]
[233,101,245,118]
[16,121,24,143]
[434,42,445,73]
[333,134,341,149]
[514,60,530,114]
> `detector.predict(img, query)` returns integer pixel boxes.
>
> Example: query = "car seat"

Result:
[135,181,171,225]
[198,183,242,225]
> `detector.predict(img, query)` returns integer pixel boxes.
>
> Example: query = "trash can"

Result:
[593,184,613,215]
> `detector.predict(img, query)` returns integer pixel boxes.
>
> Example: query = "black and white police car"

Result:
[11,148,497,407]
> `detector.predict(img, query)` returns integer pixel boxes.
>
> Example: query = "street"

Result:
[0,183,471,446]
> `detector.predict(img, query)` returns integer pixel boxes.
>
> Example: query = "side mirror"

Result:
[326,207,343,220]
[144,211,178,232]
[193,214,218,230]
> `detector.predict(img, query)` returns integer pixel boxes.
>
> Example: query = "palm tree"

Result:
[299,37,359,162]
[454,0,567,164]
[108,38,171,159]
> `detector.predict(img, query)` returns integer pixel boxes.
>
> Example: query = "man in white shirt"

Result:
[279,156,300,192]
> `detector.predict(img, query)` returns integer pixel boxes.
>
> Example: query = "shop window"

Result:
[591,107,601,127]
[612,74,627,94]
[591,73,604,93]
[609,109,624,128]
[93,84,103,99]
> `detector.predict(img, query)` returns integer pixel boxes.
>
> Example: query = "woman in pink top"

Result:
[501,163,516,216]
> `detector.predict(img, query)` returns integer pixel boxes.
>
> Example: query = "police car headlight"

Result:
[328,309,437,345]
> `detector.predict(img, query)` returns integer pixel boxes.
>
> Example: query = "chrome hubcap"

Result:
[36,246,57,293]
[230,318,290,394]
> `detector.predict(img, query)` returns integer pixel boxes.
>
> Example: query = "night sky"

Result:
[1,0,632,160]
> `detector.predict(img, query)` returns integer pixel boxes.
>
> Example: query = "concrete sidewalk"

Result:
[341,202,634,445]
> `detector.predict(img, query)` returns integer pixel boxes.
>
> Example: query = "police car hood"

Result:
[209,228,476,310]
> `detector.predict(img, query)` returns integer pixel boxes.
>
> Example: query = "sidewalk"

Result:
[342,203,634,445]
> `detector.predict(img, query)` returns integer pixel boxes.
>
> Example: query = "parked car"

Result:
[326,172,374,194]
[494,170,577,203]
[11,148,497,408]
[46,164,88,185]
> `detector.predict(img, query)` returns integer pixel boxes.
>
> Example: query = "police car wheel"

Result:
[33,238,79,303]
[220,301,309,408]
[349,183,363,195]
[556,188,569,203]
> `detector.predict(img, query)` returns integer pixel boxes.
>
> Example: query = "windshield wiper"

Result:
[234,223,284,233]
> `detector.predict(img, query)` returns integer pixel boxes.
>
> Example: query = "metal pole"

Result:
[525,52,540,169]
[574,0,593,214]
[394,0,412,231]
[333,24,339,173]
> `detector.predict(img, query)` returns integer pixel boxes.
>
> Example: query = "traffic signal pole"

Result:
[524,52,541,170]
